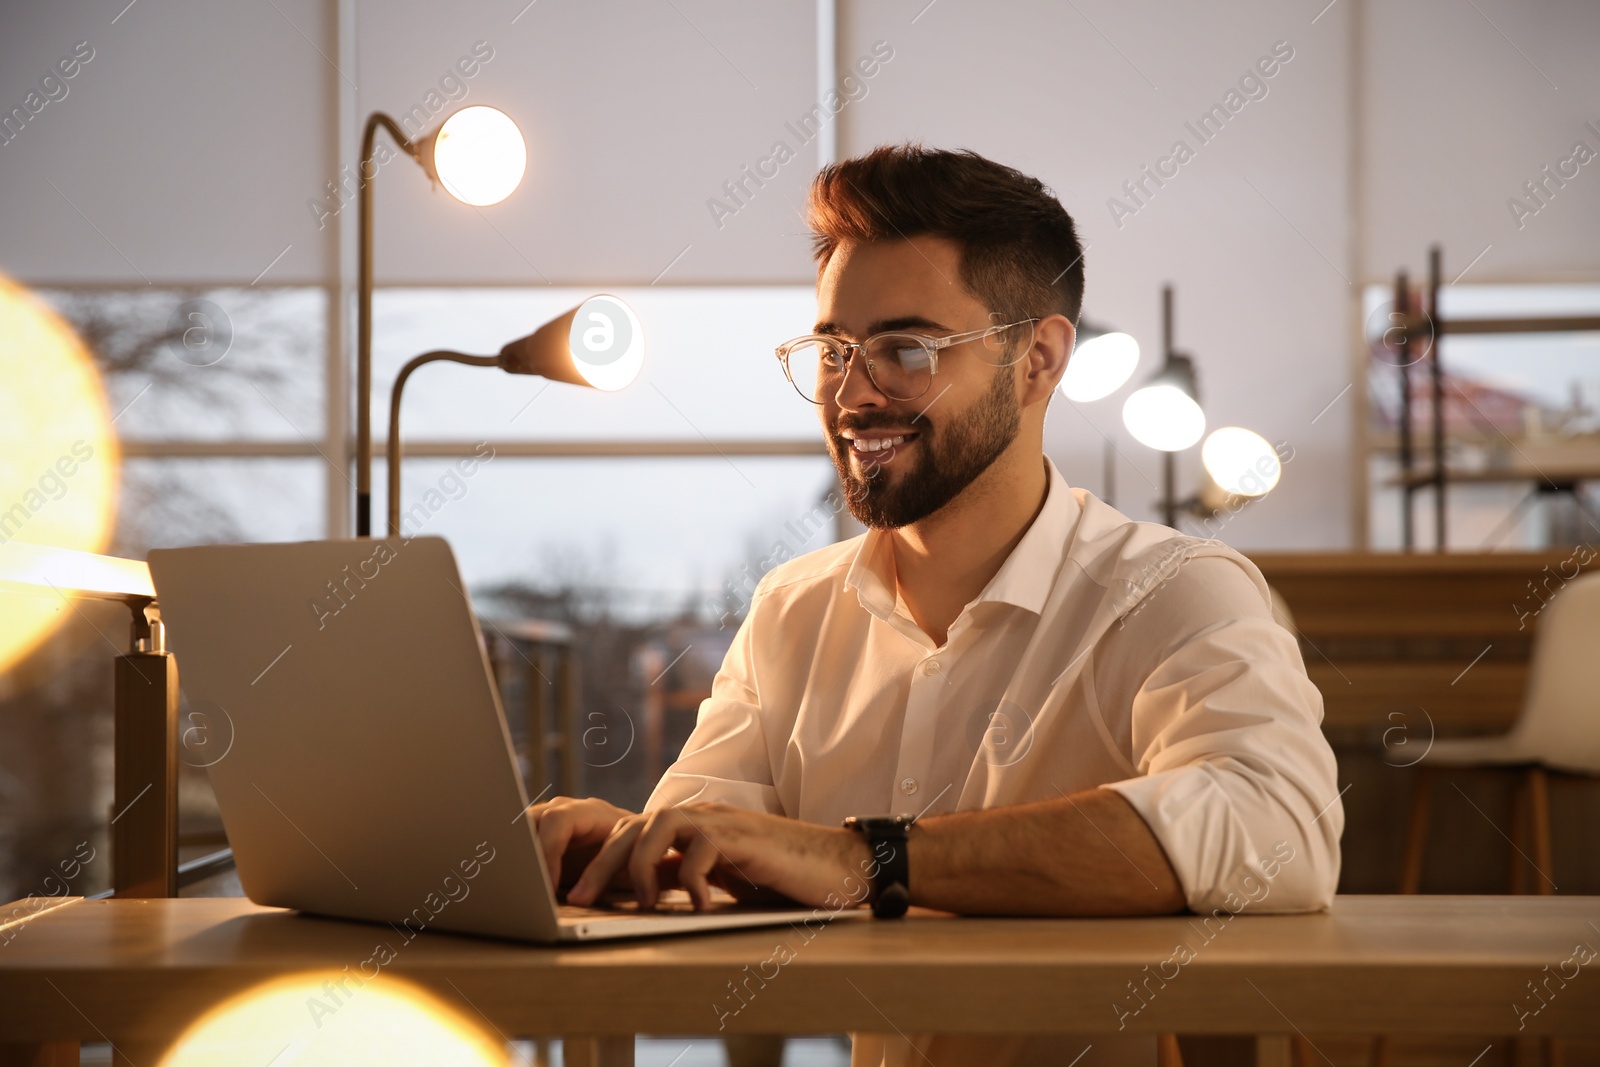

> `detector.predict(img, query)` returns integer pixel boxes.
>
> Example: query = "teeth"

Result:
[851,435,907,453]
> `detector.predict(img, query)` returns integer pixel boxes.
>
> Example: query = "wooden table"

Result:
[2,895,1598,1066]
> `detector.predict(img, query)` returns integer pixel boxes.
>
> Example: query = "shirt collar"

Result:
[844,456,1081,621]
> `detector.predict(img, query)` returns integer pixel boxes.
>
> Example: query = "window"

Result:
[1,281,850,899]
[1363,283,1600,549]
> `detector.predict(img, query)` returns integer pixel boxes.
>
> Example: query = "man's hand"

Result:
[527,796,636,894]
[566,802,876,912]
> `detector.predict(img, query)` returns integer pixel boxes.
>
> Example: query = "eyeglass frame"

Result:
[773,318,1039,405]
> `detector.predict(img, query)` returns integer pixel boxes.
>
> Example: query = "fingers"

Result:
[565,805,738,911]
[529,799,586,891]
[654,851,685,892]
[675,833,722,911]
[628,816,673,909]
[527,797,629,894]
[568,815,646,907]
[626,809,731,910]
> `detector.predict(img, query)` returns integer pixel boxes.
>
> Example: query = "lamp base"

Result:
[112,651,178,898]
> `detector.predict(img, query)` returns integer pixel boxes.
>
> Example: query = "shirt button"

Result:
[922,660,941,676]
[900,777,918,795]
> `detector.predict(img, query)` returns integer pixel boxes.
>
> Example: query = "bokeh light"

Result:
[433,106,526,207]
[1202,426,1283,497]
[1060,331,1139,402]
[1121,383,1206,452]
[0,275,119,673]
[159,971,506,1067]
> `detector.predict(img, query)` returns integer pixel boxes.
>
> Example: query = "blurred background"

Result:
[2,3,1598,1051]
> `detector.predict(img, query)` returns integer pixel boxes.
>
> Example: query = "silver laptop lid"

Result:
[148,537,558,941]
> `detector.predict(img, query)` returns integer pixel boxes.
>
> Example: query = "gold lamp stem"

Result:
[357,112,423,538]
[386,351,499,538]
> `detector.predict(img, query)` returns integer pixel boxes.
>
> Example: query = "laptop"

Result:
[147,537,837,942]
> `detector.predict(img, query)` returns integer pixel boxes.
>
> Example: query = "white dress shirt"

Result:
[647,456,1342,1066]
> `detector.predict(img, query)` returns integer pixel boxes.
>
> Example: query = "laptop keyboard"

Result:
[558,888,750,921]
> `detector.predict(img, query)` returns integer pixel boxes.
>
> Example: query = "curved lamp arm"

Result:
[357,112,427,539]
[386,350,498,538]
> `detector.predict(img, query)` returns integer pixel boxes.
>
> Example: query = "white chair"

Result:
[1382,571,1600,1067]
[1398,570,1600,896]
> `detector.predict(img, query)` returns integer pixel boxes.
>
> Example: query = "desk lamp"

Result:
[356,105,527,536]
[0,544,176,897]
[385,294,646,537]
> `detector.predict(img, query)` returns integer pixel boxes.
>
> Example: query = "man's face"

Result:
[814,236,1023,530]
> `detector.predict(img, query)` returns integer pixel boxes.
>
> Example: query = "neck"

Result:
[888,443,1051,646]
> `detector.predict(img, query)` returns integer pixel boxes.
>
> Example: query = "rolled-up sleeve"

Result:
[1099,555,1342,914]
[644,584,782,815]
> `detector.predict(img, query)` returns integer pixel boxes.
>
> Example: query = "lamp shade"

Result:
[498,294,644,391]
[1060,330,1140,403]
[1122,353,1204,452]
[430,106,526,207]
[0,542,153,601]
[1202,426,1282,497]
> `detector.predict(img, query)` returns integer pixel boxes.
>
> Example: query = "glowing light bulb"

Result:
[568,294,644,391]
[433,106,526,207]
[1060,331,1139,402]
[1122,384,1205,452]
[1202,426,1282,497]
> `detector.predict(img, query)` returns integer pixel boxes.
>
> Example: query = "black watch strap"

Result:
[842,814,914,918]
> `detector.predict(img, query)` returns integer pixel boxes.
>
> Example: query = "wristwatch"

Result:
[842,814,915,918]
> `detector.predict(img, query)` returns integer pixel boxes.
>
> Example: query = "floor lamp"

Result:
[1067,286,1284,525]
[1121,287,1208,526]
[356,105,527,536]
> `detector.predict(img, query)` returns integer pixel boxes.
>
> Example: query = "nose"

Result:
[831,344,888,411]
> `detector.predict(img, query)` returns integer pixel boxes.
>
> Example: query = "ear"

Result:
[1019,314,1074,408]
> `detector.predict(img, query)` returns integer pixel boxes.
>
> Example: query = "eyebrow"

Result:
[814,315,951,338]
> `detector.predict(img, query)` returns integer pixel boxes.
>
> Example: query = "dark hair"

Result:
[806,143,1085,326]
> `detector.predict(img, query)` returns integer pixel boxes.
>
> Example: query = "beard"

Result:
[827,364,1021,529]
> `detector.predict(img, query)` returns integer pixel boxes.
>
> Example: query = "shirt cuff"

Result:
[1103,761,1314,914]
[644,772,782,815]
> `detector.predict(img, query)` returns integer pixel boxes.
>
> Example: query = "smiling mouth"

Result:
[841,430,920,463]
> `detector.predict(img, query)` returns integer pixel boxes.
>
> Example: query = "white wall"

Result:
[1361,0,1600,285]
[353,0,823,285]
[841,0,1356,546]
[3,0,1597,546]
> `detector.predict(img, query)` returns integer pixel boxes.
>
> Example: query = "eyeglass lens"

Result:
[785,335,934,403]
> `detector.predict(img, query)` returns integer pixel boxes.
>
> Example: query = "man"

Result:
[532,144,1342,1065]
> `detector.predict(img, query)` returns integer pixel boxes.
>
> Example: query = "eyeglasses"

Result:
[775,320,1036,405]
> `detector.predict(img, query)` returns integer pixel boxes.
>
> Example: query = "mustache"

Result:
[832,414,930,435]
